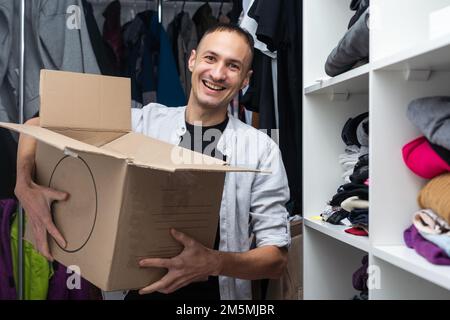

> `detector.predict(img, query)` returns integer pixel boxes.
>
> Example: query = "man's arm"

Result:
[14,117,68,261]
[138,229,288,295]
[217,245,288,280]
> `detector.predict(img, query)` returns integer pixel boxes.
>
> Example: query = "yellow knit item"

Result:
[418,172,450,224]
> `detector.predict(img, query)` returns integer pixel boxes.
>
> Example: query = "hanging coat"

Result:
[0,0,101,123]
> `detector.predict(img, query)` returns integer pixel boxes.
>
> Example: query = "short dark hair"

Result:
[199,23,254,68]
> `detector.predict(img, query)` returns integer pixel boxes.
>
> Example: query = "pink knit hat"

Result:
[402,136,450,179]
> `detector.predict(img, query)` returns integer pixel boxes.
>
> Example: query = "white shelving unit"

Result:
[303,0,450,300]
[304,217,370,252]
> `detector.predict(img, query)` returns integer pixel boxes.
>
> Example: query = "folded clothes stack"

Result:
[402,97,450,265]
[321,112,369,236]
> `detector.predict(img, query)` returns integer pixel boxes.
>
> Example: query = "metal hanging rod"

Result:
[91,0,231,4]
[90,0,232,24]
[18,0,25,301]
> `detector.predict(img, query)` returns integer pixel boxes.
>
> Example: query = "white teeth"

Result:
[203,80,225,91]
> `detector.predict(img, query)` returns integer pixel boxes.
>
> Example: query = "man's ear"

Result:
[188,49,197,72]
[241,70,253,90]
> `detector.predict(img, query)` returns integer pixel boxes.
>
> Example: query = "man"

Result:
[15,24,291,300]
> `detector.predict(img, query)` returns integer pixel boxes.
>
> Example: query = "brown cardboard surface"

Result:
[108,167,224,290]
[39,70,131,132]
[3,70,257,291]
[32,142,127,290]
[265,234,302,300]
[52,129,126,147]
[0,122,127,160]
[103,132,260,173]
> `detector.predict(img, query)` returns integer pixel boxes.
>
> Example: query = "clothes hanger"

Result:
[130,0,137,19]
[217,0,225,19]
[181,0,186,13]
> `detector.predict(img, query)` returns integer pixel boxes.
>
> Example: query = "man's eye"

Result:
[229,63,240,70]
[205,56,215,62]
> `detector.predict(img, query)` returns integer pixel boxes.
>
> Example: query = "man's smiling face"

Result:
[188,30,253,111]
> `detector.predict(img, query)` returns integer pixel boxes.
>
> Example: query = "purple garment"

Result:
[352,255,368,292]
[0,199,17,300]
[404,225,450,265]
[0,199,99,300]
[47,261,100,300]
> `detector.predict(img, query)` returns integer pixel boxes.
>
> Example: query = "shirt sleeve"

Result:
[131,107,144,133]
[249,139,291,248]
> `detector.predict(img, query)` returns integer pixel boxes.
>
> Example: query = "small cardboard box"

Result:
[0,70,254,291]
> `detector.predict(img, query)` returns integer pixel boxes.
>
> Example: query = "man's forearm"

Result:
[214,245,288,280]
[15,117,39,193]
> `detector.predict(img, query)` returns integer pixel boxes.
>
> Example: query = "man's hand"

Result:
[15,181,68,261]
[15,116,68,261]
[138,229,222,295]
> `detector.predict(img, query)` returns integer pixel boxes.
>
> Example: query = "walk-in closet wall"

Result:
[371,0,450,61]
[369,0,450,299]
[370,70,450,246]
[303,0,369,300]
[303,0,450,300]
[303,0,354,85]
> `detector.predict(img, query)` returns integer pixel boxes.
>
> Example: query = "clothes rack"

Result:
[90,0,232,26]
[14,0,234,301]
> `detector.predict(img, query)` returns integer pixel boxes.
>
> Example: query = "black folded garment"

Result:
[430,140,450,165]
[348,208,369,226]
[341,112,369,147]
[330,183,369,207]
[350,154,369,184]
[326,209,349,225]
[348,0,370,29]
[325,7,369,77]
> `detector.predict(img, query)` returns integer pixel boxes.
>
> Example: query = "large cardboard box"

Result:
[0,70,254,291]
[252,220,303,300]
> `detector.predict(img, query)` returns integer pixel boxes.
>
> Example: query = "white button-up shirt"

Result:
[131,103,291,300]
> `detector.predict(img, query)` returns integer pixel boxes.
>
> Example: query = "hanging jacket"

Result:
[158,22,187,107]
[0,128,17,199]
[0,0,101,123]
[167,11,198,96]
[82,0,118,76]
[10,210,52,300]
[0,0,15,123]
[102,0,124,73]
[123,11,185,107]
[2,199,100,300]
[192,3,218,40]
[0,199,17,299]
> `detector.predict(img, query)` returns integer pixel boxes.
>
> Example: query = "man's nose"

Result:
[210,63,227,82]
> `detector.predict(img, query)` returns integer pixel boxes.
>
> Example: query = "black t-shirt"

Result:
[125,117,229,301]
